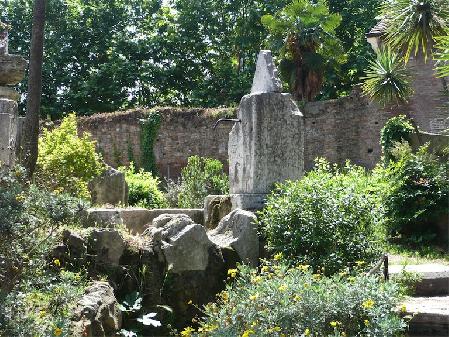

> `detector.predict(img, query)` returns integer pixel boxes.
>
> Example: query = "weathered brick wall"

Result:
[77,89,447,178]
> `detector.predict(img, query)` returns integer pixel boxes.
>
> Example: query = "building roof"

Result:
[366,18,388,38]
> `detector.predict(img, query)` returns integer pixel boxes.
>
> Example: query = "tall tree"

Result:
[262,0,345,101]
[21,0,46,176]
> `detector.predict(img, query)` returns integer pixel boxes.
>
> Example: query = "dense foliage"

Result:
[188,261,406,337]
[2,0,382,117]
[140,111,161,175]
[380,115,415,163]
[382,143,449,244]
[120,163,168,209]
[35,114,105,199]
[178,156,229,209]
[259,159,384,275]
[0,166,88,337]
[435,34,449,77]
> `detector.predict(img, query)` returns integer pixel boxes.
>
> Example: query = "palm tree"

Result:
[261,0,344,101]
[22,0,47,176]
[362,48,413,106]
[381,0,449,62]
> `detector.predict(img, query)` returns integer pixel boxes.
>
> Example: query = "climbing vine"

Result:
[140,111,161,175]
[380,115,414,163]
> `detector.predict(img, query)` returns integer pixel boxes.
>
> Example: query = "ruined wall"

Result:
[77,89,447,178]
[78,108,234,179]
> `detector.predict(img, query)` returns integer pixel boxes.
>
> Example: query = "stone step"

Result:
[390,264,449,297]
[403,296,449,336]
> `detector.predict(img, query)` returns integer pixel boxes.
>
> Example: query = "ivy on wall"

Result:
[140,111,161,175]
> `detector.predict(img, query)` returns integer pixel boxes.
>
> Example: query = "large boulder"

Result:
[88,167,128,207]
[204,195,232,230]
[209,209,259,267]
[149,214,214,273]
[70,281,122,337]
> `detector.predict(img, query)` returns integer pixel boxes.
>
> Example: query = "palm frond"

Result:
[434,35,449,77]
[381,0,449,62]
[362,48,413,106]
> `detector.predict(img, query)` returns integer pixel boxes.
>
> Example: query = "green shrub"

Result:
[36,113,105,199]
[380,115,415,163]
[120,163,168,209]
[187,260,406,337]
[0,166,88,337]
[259,159,384,275]
[178,156,229,209]
[383,143,449,243]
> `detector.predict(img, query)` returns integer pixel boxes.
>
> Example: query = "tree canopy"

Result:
[2,0,382,118]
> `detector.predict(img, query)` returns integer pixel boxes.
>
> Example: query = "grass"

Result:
[387,243,449,266]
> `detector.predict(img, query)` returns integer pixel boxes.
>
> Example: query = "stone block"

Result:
[82,208,123,228]
[0,103,18,167]
[120,208,152,234]
[230,193,267,211]
[229,92,304,195]
[88,167,128,206]
[209,209,259,267]
[0,54,27,86]
[204,195,232,229]
[251,50,282,94]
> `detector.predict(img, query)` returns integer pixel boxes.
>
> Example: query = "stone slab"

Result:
[390,264,449,296]
[0,106,17,167]
[403,296,449,336]
[0,86,19,100]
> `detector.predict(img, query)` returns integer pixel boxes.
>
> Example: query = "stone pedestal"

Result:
[0,100,18,167]
[0,29,27,168]
[227,50,305,211]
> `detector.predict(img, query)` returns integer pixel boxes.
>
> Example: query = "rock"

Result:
[0,103,18,167]
[204,195,232,229]
[0,54,27,86]
[144,208,204,230]
[209,209,259,267]
[63,230,87,258]
[251,50,283,94]
[88,229,126,266]
[71,281,122,337]
[149,214,214,273]
[119,208,152,234]
[82,208,123,228]
[88,167,128,206]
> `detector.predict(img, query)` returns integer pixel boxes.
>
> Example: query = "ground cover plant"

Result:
[258,159,385,275]
[0,165,89,337]
[186,260,407,337]
[120,162,168,209]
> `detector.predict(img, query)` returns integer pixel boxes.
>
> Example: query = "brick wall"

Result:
[77,89,447,178]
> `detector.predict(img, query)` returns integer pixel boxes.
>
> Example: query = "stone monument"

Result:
[0,24,27,168]
[228,50,304,210]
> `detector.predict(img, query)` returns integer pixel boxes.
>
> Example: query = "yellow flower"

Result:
[181,326,195,337]
[330,321,338,327]
[261,266,270,273]
[297,264,310,272]
[400,305,407,313]
[53,259,61,267]
[304,328,311,336]
[278,284,287,292]
[362,299,375,309]
[227,269,238,278]
[274,252,283,261]
[251,276,262,284]
[53,327,62,336]
[249,293,259,301]
[187,299,193,305]
[312,273,321,280]
[241,330,255,337]
[364,319,370,326]
[355,260,365,266]
[15,193,25,203]
[293,295,302,302]
[220,291,229,302]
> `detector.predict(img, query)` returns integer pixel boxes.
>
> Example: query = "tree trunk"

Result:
[21,0,46,177]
